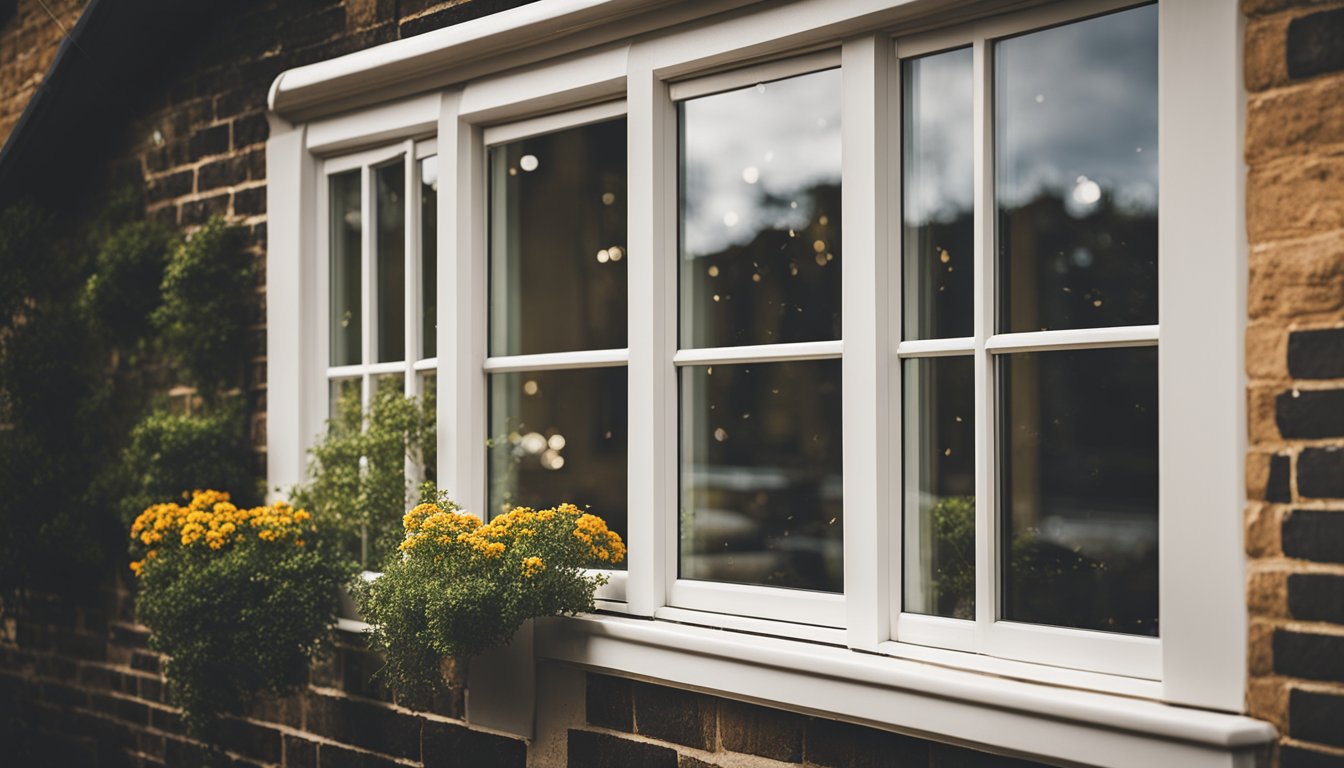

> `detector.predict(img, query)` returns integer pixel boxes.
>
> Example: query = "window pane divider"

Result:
[984,325,1159,354]
[673,339,842,366]
[896,337,975,358]
[413,357,438,371]
[482,348,629,373]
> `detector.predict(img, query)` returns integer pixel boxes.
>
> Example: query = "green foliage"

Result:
[130,491,355,734]
[293,383,435,568]
[153,217,254,394]
[115,404,259,525]
[924,495,976,620]
[82,220,177,348]
[353,494,624,705]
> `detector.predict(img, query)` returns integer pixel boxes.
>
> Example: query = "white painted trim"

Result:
[668,49,841,102]
[482,348,629,373]
[306,92,439,156]
[537,614,1275,767]
[413,357,438,372]
[984,325,1160,354]
[896,337,975,358]
[672,340,843,366]
[654,606,849,646]
[481,99,626,146]
[667,579,846,628]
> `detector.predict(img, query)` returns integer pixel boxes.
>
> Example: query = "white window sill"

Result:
[532,613,1275,768]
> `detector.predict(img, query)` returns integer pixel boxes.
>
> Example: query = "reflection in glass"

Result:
[419,371,437,484]
[421,156,438,359]
[489,368,628,567]
[489,118,627,356]
[903,48,974,340]
[330,170,362,366]
[372,372,404,397]
[679,68,842,349]
[328,377,360,421]
[996,5,1158,333]
[375,160,406,362]
[903,356,975,619]
[1000,347,1158,636]
[680,360,843,592]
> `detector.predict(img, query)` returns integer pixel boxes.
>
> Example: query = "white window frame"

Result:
[266,0,1267,762]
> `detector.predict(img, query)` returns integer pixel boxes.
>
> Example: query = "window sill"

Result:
[534,613,1275,768]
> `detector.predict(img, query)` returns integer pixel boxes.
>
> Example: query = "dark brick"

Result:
[114,697,149,726]
[1291,573,1344,623]
[249,692,302,729]
[138,675,163,703]
[304,692,421,760]
[164,737,208,766]
[1291,688,1344,749]
[53,629,106,661]
[1290,328,1344,379]
[1288,9,1344,80]
[586,673,633,732]
[1268,453,1292,503]
[78,663,113,689]
[633,681,716,750]
[285,6,346,49]
[217,717,282,763]
[198,157,248,191]
[422,720,526,768]
[318,743,405,768]
[1278,389,1344,439]
[399,0,540,38]
[1300,448,1344,499]
[181,194,230,226]
[340,647,392,703]
[189,123,230,160]
[1275,630,1344,682]
[216,87,268,120]
[720,699,805,762]
[284,735,319,767]
[233,112,270,150]
[150,706,183,734]
[109,623,151,650]
[1284,510,1344,563]
[931,742,1053,767]
[1283,744,1344,768]
[680,758,718,768]
[567,729,678,768]
[146,169,195,203]
[40,681,86,709]
[130,651,160,674]
[806,717,930,768]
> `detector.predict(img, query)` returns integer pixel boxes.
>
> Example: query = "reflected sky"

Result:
[680,68,842,259]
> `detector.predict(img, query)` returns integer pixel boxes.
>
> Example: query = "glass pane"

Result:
[421,156,438,359]
[995,5,1158,333]
[903,48,974,340]
[372,372,404,397]
[903,356,975,620]
[999,347,1158,636]
[328,377,361,421]
[680,360,843,592]
[329,170,362,366]
[419,371,437,485]
[488,368,628,567]
[375,160,406,362]
[489,118,627,356]
[679,68,842,349]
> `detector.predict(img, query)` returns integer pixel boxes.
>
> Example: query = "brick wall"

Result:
[0,0,86,146]
[1244,2,1344,767]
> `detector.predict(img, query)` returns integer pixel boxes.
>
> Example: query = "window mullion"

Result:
[970,36,995,651]
[360,164,375,412]
[404,141,418,396]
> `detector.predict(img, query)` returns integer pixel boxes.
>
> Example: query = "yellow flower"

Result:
[522,556,545,577]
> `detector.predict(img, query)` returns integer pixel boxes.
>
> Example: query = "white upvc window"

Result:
[266,0,1268,762]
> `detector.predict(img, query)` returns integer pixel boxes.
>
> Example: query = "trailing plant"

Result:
[353,493,625,705]
[82,220,177,350]
[293,382,435,567]
[152,217,254,394]
[129,490,356,734]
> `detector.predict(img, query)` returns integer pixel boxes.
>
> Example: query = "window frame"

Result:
[266,0,1256,755]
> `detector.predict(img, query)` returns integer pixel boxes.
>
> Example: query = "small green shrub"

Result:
[82,220,177,348]
[153,217,254,394]
[293,383,435,567]
[353,494,624,705]
[116,405,259,525]
[130,490,356,734]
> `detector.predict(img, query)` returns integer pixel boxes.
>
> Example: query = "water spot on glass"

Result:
[508,167,518,176]
[939,249,951,264]
[519,154,539,172]
[826,253,834,263]
[815,253,827,266]
[742,166,760,184]
[1093,299,1103,308]
[706,367,713,376]
[829,517,837,525]
[819,215,829,226]
[813,240,826,254]
[788,229,796,238]
[608,246,624,262]
[944,448,952,456]
[604,430,613,439]
[596,249,610,263]
[955,416,963,422]
[712,294,721,302]
[723,211,739,227]
[523,380,539,396]
[548,434,566,450]
[714,427,729,442]
[816,117,828,128]
[790,201,798,209]
[707,265,720,277]
[602,192,616,205]
[741,413,751,420]
[755,83,766,94]
[1035,93,1045,103]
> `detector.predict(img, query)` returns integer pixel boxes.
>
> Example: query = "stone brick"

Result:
[1249,156,1344,244]
[188,123,230,161]
[1248,677,1289,731]
[1269,453,1293,503]
[1291,688,1344,748]
[285,735,319,766]
[1288,8,1344,79]
[233,111,269,150]
[1299,448,1344,498]
[1246,13,1294,92]
[1252,384,1285,443]
[216,717,282,763]
[1274,629,1344,681]
[1290,328,1344,379]
[181,194,229,226]
[304,692,422,761]
[806,716,931,768]
[422,721,526,768]
[198,156,247,191]
[632,681,716,750]
[1252,619,1277,677]
[1247,323,1289,380]
[317,743,405,768]
[719,699,804,762]
[1283,744,1344,768]
[234,185,266,217]
[1284,510,1344,563]
[1250,568,1289,617]
[130,651,160,674]
[567,729,678,768]
[586,673,633,732]
[1290,573,1344,623]
[1248,78,1344,166]
[1277,389,1344,439]
[146,169,194,203]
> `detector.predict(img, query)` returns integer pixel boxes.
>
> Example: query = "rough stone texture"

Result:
[0,0,86,145]
[719,699,806,762]
[632,681,718,751]
[585,672,634,732]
